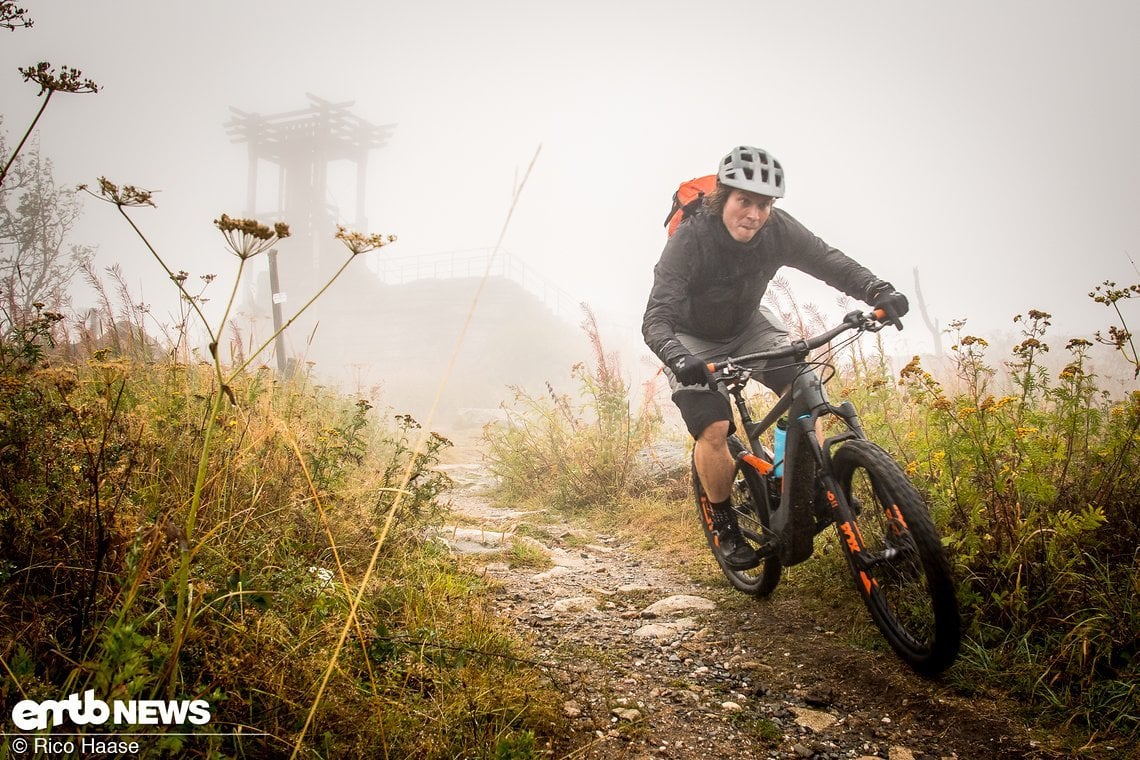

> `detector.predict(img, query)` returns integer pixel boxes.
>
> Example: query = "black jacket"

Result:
[642,208,887,365]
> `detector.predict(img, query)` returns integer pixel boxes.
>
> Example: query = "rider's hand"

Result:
[872,289,910,330]
[667,352,714,389]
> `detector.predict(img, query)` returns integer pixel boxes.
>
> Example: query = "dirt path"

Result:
[437,460,1073,760]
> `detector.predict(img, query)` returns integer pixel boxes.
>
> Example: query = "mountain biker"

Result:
[642,145,909,570]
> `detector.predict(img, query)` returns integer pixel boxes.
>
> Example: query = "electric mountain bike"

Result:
[691,309,961,676]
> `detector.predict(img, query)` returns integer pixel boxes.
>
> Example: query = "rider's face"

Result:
[721,189,774,243]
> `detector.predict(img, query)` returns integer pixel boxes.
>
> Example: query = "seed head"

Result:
[19,61,99,95]
[335,225,397,256]
[2,4,33,31]
[214,214,290,260]
[1089,281,1140,304]
[79,177,155,208]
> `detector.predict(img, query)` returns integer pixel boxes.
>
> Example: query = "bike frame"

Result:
[713,309,885,567]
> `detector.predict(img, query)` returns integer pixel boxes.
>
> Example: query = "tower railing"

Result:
[374,249,580,323]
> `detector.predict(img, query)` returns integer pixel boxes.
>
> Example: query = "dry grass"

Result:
[0,342,564,757]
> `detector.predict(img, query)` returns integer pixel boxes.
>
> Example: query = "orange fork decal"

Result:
[839,522,861,554]
[840,521,878,595]
[840,518,871,553]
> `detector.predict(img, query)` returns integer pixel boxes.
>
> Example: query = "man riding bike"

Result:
[642,145,909,570]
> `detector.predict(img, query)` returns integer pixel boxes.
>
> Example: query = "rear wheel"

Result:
[832,440,960,675]
[692,436,782,597]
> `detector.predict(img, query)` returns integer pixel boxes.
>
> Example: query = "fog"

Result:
[3,1,1139,415]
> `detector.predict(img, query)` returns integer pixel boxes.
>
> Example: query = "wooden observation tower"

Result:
[225,93,395,277]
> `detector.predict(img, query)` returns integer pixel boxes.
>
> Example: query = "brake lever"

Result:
[716,362,752,391]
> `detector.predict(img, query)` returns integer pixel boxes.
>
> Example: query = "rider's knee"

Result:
[697,419,731,444]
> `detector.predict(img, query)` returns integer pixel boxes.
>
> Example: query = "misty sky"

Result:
[3,0,1139,369]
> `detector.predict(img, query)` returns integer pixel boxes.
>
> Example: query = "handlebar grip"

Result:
[706,362,717,372]
[872,308,888,322]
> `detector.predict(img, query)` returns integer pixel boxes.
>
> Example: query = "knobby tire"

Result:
[832,440,960,676]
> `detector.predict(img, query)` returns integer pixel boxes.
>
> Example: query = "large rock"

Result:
[551,596,599,614]
[642,594,715,617]
[634,440,691,481]
[632,618,697,640]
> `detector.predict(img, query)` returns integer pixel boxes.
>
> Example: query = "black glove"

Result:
[871,289,910,330]
[667,352,714,388]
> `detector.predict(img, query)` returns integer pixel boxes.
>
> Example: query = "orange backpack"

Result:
[663,174,717,236]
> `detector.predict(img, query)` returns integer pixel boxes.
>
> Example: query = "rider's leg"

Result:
[693,420,733,502]
[690,418,760,570]
[669,386,760,569]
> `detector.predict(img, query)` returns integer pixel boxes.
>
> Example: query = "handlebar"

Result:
[706,308,891,373]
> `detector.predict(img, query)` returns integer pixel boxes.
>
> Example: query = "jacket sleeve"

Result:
[777,210,891,303]
[642,232,694,365]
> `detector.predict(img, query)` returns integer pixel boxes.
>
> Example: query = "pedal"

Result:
[754,536,778,560]
[722,554,763,571]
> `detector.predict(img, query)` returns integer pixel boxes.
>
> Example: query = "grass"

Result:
[505,538,553,570]
[0,351,565,757]
[727,713,783,747]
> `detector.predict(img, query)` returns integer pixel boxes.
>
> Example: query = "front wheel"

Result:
[692,435,782,597]
[832,440,960,676]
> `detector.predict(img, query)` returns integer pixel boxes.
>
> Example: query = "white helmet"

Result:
[717,145,785,198]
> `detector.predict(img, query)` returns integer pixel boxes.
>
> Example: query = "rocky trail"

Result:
[436,459,1074,760]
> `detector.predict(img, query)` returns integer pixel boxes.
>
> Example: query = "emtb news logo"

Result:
[10,690,211,730]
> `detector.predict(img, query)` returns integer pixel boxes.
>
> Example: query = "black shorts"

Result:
[666,307,803,439]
